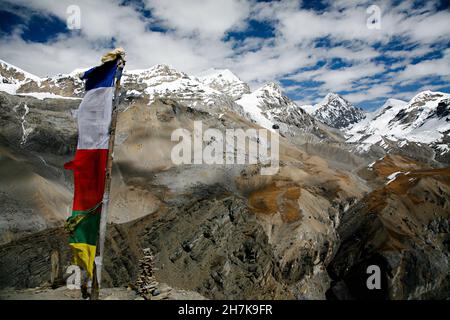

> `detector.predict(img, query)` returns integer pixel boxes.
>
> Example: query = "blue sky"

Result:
[0,0,449,109]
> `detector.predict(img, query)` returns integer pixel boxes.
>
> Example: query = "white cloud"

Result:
[344,85,392,104]
[0,35,101,76]
[287,62,385,92]
[396,49,450,83]
[228,43,317,88]
[3,0,147,40]
[0,0,241,76]
[143,0,251,39]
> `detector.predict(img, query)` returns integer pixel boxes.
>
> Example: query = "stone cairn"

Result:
[135,248,161,299]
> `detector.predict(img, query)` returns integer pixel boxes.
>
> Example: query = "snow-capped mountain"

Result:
[18,68,87,98]
[0,61,243,113]
[236,82,316,135]
[1,58,448,156]
[0,59,40,95]
[346,91,450,153]
[0,59,345,143]
[196,68,250,101]
[2,57,450,301]
[0,59,88,99]
[313,93,366,129]
[123,64,245,115]
[123,64,188,88]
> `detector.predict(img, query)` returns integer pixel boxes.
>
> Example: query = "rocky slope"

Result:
[328,155,450,299]
[0,91,367,298]
[0,93,78,244]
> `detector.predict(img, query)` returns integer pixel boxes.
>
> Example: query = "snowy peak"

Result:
[313,92,365,129]
[346,91,450,152]
[48,68,89,81]
[322,92,347,105]
[409,90,442,104]
[245,82,294,111]
[197,68,250,100]
[123,64,243,114]
[0,59,40,82]
[236,82,315,133]
[258,82,283,97]
[16,71,86,98]
[370,98,408,121]
[1,60,91,98]
[124,64,187,89]
[388,91,450,132]
[197,68,241,83]
[126,64,186,80]
[0,59,40,94]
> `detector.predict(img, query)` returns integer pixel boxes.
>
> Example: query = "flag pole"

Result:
[90,56,125,300]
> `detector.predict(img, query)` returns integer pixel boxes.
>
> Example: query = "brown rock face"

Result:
[328,156,450,299]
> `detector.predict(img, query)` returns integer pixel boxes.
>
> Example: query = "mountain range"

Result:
[0,59,449,300]
[2,58,448,161]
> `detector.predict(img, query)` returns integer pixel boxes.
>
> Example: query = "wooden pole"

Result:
[90,57,125,300]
